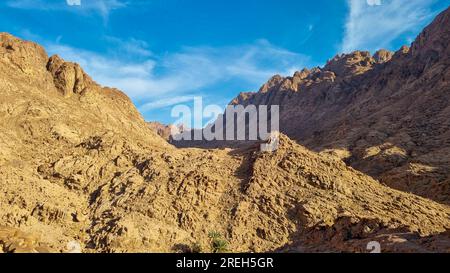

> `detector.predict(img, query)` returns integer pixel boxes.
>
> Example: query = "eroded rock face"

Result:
[0,8,449,253]
[0,33,49,78]
[47,55,95,96]
[411,7,450,62]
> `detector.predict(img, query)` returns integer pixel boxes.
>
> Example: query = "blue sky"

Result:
[1,0,449,125]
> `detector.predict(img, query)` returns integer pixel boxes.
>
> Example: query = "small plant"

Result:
[208,231,228,253]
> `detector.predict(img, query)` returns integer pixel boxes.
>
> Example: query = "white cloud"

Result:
[87,0,126,21]
[139,96,196,111]
[366,0,381,6]
[44,39,310,117]
[342,0,437,53]
[104,36,153,57]
[67,0,81,6]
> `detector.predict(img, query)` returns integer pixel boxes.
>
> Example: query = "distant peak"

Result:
[373,49,394,64]
[259,74,284,93]
[410,6,450,61]
[293,68,310,80]
[323,50,374,77]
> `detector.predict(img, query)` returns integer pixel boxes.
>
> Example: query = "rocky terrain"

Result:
[0,8,449,253]
[189,7,450,206]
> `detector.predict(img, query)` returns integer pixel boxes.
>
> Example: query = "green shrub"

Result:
[208,231,228,253]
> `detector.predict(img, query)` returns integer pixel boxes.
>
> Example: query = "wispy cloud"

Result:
[43,38,310,117]
[139,96,196,112]
[5,0,127,21]
[341,0,438,53]
[103,36,153,57]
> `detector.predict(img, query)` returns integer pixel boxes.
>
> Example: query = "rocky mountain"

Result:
[219,7,450,205]
[147,121,173,141]
[0,8,449,253]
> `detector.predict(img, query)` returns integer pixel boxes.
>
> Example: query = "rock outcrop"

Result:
[47,55,95,96]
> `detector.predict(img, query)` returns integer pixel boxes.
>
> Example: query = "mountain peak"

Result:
[259,74,284,93]
[410,6,450,60]
[323,50,374,77]
[0,33,49,79]
[373,49,394,64]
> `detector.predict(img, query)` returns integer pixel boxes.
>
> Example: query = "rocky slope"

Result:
[220,7,450,205]
[0,8,450,253]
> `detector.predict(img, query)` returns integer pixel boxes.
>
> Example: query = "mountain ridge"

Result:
[176,6,450,205]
